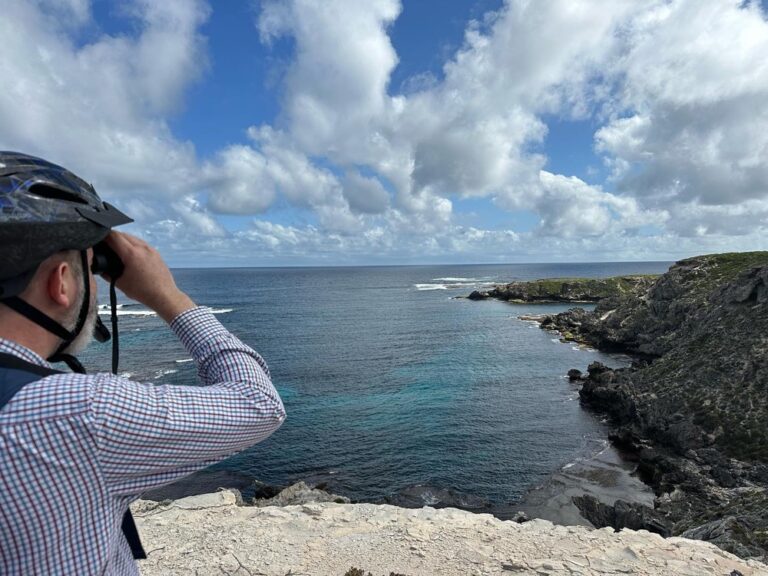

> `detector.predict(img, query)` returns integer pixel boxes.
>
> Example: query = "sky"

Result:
[2,0,768,267]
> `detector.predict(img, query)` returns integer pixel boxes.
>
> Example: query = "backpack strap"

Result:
[0,351,147,560]
[0,352,62,408]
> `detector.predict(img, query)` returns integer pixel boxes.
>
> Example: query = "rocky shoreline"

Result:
[142,451,654,530]
[504,252,768,561]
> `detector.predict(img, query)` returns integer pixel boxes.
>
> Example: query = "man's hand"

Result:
[103,231,196,324]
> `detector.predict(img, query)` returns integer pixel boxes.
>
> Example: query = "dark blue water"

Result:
[81,262,669,506]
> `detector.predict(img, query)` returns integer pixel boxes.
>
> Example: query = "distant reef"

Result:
[471,252,768,561]
[464,275,658,303]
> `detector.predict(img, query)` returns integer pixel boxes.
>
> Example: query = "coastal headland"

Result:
[464,275,659,304]
[470,252,768,561]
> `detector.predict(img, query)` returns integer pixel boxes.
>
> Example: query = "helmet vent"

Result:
[28,184,89,205]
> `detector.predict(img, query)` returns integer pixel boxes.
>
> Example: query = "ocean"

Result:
[81,262,670,509]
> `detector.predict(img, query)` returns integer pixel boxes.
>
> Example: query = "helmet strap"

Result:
[1,251,121,376]
[0,251,90,374]
[1,296,73,341]
[48,250,91,373]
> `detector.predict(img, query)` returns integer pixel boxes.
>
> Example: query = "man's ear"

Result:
[46,260,75,308]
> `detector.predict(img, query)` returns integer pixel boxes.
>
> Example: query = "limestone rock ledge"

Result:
[132,491,768,576]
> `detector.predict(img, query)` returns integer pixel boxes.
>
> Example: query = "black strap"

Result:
[1,298,73,341]
[121,511,146,559]
[0,353,63,408]
[0,352,146,559]
[109,280,120,375]
[50,250,91,363]
[0,352,63,377]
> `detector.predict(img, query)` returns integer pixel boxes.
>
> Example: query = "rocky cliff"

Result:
[466,275,657,303]
[131,490,767,576]
[537,252,768,560]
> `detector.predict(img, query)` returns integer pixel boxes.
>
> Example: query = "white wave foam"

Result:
[432,277,483,282]
[98,306,234,317]
[175,358,194,364]
[98,309,157,317]
[415,282,489,291]
[154,369,178,380]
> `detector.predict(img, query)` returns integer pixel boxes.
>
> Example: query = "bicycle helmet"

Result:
[0,151,132,297]
[0,151,133,370]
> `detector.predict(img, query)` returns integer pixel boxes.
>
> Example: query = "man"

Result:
[0,152,286,575]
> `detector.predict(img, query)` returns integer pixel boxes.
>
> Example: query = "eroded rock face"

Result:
[537,252,768,561]
[578,363,637,423]
[682,517,762,561]
[572,495,671,537]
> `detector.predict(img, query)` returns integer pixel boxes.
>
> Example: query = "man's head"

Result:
[0,151,132,362]
[0,248,98,357]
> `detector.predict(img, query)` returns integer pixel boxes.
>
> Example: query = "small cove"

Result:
[83,262,669,511]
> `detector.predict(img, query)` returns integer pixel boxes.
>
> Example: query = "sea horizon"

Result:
[168,258,675,271]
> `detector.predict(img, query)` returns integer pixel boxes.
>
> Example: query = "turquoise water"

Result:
[81,262,669,508]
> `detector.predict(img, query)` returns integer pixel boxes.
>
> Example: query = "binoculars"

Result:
[91,241,125,280]
[91,241,125,344]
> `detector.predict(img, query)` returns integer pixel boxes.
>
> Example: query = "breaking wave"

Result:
[98,306,234,317]
[414,281,495,291]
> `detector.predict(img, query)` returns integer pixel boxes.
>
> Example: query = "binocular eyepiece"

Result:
[91,241,124,280]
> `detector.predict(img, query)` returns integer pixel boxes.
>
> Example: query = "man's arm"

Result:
[87,232,286,496]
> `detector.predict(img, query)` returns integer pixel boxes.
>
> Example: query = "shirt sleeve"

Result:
[87,306,286,497]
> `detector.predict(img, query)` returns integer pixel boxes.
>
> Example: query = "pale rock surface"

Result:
[132,490,768,576]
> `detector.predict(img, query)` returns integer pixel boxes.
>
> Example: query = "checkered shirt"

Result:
[0,306,286,575]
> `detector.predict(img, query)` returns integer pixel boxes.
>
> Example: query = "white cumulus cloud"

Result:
[596,0,768,209]
[3,0,768,264]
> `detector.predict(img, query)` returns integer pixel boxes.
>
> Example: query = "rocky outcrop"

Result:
[140,472,350,508]
[466,275,656,304]
[572,495,671,536]
[253,481,351,507]
[131,491,767,576]
[538,252,768,561]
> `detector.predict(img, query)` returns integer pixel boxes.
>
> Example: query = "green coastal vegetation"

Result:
[683,251,768,297]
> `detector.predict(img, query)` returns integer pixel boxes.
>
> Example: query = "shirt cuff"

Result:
[169,306,231,359]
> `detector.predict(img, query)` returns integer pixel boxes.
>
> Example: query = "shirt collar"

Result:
[0,338,52,368]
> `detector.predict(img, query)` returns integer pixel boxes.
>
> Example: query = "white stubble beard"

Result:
[61,290,98,356]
